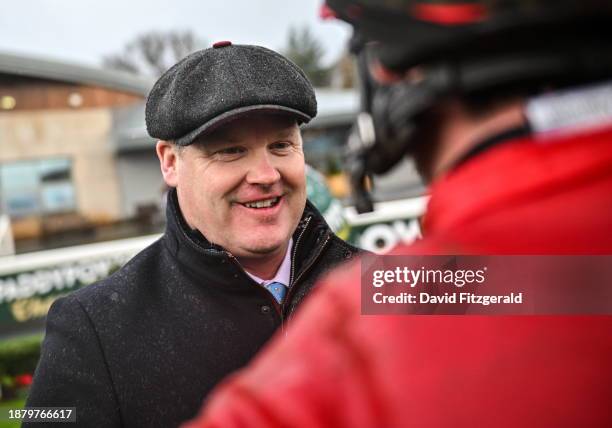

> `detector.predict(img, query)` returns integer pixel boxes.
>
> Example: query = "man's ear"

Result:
[156,140,179,187]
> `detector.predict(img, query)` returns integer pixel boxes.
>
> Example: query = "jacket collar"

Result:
[424,125,612,235]
[162,188,332,288]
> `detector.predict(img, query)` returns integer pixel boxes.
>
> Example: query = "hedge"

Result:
[0,334,42,378]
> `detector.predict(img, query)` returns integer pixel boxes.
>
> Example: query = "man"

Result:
[25,43,359,427]
[186,2,612,427]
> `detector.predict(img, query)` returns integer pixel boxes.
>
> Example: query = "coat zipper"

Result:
[280,235,330,332]
[290,234,330,290]
[282,218,331,331]
[289,216,312,286]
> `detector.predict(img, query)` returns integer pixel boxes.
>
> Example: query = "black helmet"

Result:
[325,0,612,212]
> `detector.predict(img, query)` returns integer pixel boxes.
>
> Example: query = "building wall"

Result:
[116,152,164,218]
[0,79,142,111]
[0,108,122,222]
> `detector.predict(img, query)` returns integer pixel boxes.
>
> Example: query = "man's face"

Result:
[159,114,306,259]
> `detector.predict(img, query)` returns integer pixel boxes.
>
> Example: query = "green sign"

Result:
[0,253,131,326]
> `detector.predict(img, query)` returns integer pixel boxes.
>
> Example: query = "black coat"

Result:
[25,191,359,428]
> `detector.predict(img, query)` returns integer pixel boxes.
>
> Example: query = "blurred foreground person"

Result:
[25,43,359,427]
[185,1,612,427]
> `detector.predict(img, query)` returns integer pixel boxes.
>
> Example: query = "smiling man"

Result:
[157,114,307,280]
[25,43,359,428]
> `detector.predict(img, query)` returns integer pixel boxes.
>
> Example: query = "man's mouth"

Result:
[240,196,281,209]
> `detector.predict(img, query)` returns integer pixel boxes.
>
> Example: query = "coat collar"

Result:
[162,188,332,289]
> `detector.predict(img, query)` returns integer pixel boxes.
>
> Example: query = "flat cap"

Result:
[146,42,317,146]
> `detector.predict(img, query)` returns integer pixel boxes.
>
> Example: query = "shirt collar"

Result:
[245,238,293,287]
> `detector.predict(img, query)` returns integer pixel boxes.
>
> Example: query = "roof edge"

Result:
[0,50,154,96]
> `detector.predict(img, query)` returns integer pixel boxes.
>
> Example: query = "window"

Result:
[0,158,75,218]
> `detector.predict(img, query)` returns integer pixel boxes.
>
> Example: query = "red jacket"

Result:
[185,126,612,428]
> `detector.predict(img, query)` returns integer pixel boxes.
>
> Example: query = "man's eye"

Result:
[218,147,245,155]
[212,147,246,160]
[270,142,293,152]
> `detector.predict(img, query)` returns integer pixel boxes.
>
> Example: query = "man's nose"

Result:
[245,152,281,185]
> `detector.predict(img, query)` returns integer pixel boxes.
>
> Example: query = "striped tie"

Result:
[264,282,287,304]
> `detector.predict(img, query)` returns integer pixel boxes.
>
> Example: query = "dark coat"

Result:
[25,190,359,428]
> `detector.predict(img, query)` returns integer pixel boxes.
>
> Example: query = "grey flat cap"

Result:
[145,41,317,146]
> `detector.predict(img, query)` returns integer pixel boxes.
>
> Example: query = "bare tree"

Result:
[103,30,205,77]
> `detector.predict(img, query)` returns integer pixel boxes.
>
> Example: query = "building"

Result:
[0,51,153,253]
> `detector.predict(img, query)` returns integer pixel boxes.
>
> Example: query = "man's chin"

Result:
[234,238,288,257]
[245,246,282,256]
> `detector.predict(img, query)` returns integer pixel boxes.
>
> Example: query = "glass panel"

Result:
[41,181,76,213]
[1,162,39,190]
[0,162,40,217]
[4,191,40,216]
[0,158,75,217]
